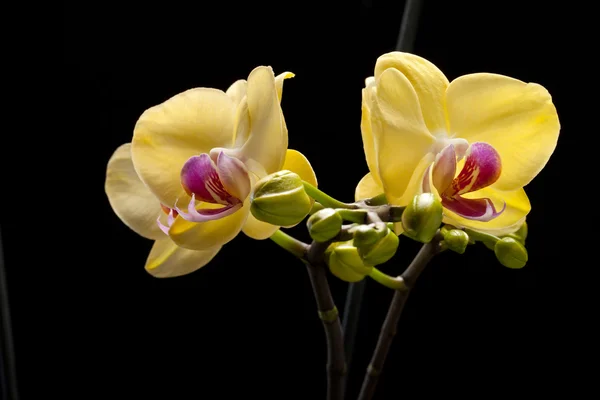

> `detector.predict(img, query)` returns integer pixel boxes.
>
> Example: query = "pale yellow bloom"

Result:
[356,52,560,235]
[105,67,317,277]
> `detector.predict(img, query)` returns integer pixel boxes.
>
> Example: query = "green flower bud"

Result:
[440,224,455,237]
[494,237,528,269]
[352,224,384,248]
[443,229,469,254]
[401,193,443,243]
[326,242,372,282]
[360,229,400,265]
[307,208,343,242]
[250,170,313,227]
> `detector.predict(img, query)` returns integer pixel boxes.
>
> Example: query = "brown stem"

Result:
[358,234,443,400]
[306,241,346,400]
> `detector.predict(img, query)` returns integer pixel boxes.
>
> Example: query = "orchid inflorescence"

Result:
[105,51,559,399]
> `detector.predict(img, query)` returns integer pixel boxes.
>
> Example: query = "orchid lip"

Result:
[424,142,506,222]
[180,152,251,206]
[174,193,243,223]
[156,194,244,231]
[157,207,178,235]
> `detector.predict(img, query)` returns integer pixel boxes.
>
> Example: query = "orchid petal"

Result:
[355,173,385,202]
[446,73,560,191]
[105,143,164,240]
[432,144,457,194]
[145,239,221,278]
[237,66,287,174]
[375,52,449,134]
[131,88,237,207]
[275,71,294,102]
[388,152,436,206]
[216,152,251,202]
[168,202,249,250]
[372,67,436,199]
[360,80,383,188]
[226,79,247,106]
[443,187,531,235]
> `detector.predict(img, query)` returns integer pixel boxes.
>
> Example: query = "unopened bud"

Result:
[326,242,372,282]
[360,229,400,265]
[443,229,469,254]
[250,170,312,227]
[494,237,528,269]
[352,224,384,248]
[401,193,443,243]
[307,208,343,242]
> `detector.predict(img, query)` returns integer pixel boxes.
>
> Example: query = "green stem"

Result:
[303,181,355,210]
[368,268,407,290]
[363,193,388,206]
[269,230,308,259]
[336,209,368,224]
[464,228,500,244]
[309,201,325,215]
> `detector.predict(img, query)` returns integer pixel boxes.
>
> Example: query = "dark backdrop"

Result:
[5,0,588,398]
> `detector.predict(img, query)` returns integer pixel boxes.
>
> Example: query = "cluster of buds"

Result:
[250,171,530,279]
[307,209,400,282]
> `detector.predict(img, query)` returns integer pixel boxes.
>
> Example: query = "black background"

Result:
[6,0,591,398]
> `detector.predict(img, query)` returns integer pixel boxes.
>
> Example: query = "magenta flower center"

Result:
[423,142,506,222]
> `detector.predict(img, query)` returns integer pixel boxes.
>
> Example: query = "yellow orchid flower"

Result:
[105,66,317,277]
[356,52,560,236]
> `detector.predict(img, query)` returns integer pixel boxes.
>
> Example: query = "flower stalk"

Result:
[269,231,346,400]
[358,232,444,400]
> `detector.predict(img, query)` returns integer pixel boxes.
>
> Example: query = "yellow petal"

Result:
[232,72,293,149]
[389,153,436,206]
[168,202,249,250]
[242,148,317,239]
[232,96,251,148]
[234,66,287,175]
[442,187,531,235]
[446,73,560,191]
[375,52,449,134]
[282,149,317,186]
[132,88,236,207]
[355,173,384,201]
[275,71,295,102]
[105,143,164,240]
[145,239,221,278]
[360,81,383,187]
[226,79,247,106]
[371,67,435,199]
[242,213,279,240]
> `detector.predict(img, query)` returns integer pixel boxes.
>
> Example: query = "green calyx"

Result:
[359,229,399,265]
[494,237,528,269]
[401,193,443,243]
[442,229,470,254]
[250,170,313,227]
[307,208,343,242]
[326,242,372,282]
